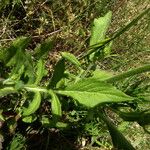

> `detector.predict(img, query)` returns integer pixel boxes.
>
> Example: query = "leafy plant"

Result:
[0,8,150,149]
[6,133,26,150]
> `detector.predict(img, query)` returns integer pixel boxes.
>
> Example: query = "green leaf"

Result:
[106,64,150,83]
[90,11,112,46]
[118,111,144,122]
[9,51,35,84]
[61,52,81,68]
[11,65,25,81]
[7,133,26,150]
[114,103,150,128]
[22,115,37,123]
[138,113,150,126]
[89,11,112,61]
[90,69,113,81]
[0,37,30,65]
[118,111,150,126]
[41,116,67,129]
[83,8,150,60]
[34,59,47,85]
[23,52,35,84]
[14,81,24,90]
[0,110,5,121]
[103,41,113,56]
[57,78,133,108]
[48,58,65,88]
[0,87,17,97]
[49,90,62,118]
[0,37,35,83]
[34,38,53,59]
[22,91,41,116]
[102,114,135,150]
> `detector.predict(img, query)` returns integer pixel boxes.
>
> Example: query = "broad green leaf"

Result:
[83,8,150,60]
[102,114,135,150]
[47,58,65,88]
[34,59,47,85]
[90,69,113,81]
[34,38,53,59]
[90,11,112,46]
[0,87,17,97]
[49,90,62,117]
[57,78,133,108]
[61,52,81,68]
[89,11,112,60]
[22,91,41,116]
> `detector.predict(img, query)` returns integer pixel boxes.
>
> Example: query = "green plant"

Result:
[0,8,150,149]
[6,133,26,150]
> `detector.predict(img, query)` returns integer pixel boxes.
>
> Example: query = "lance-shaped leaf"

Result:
[49,90,62,118]
[56,78,133,108]
[90,11,112,46]
[22,91,41,116]
[34,59,47,85]
[0,87,17,97]
[118,111,150,126]
[89,11,112,60]
[61,52,81,68]
[102,114,135,150]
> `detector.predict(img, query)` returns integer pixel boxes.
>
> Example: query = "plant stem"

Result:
[106,64,150,83]
[111,8,150,41]
[24,85,48,93]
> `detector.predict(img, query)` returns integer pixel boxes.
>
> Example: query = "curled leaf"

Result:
[49,90,62,118]
[22,91,41,116]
